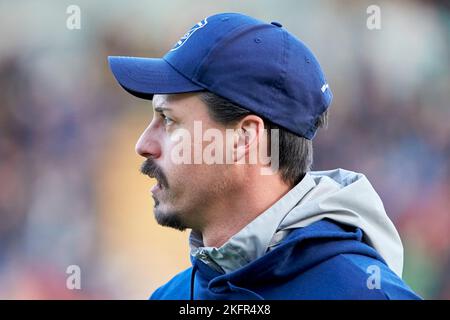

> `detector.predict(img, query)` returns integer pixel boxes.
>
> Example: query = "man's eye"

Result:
[161,114,174,126]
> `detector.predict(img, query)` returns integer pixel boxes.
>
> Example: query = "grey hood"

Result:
[190,168,404,278]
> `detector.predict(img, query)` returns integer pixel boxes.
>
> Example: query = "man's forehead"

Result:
[152,93,204,112]
[152,94,169,110]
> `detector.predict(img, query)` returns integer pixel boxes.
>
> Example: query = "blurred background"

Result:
[0,0,449,299]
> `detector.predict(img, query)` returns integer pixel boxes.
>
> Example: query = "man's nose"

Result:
[135,126,161,159]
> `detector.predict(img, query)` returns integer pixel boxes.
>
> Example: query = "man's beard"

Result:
[153,206,188,231]
[141,159,188,231]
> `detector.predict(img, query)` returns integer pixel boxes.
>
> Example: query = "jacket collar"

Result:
[189,173,317,273]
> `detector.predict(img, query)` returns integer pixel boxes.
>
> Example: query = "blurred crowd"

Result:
[0,0,448,299]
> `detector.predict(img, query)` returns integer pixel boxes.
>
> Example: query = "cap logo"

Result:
[170,17,208,52]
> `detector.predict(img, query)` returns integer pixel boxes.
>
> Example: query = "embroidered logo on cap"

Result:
[170,17,208,52]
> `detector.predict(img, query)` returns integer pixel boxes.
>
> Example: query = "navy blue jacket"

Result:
[150,220,421,300]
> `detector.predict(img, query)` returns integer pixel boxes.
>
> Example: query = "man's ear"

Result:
[234,115,265,163]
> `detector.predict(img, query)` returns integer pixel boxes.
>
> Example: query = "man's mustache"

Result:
[140,159,169,188]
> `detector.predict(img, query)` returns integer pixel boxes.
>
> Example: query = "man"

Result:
[108,13,421,299]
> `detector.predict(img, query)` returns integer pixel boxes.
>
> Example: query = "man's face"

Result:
[136,93,235,231]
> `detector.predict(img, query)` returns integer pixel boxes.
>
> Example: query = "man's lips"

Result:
[151,180,163,193]
[140,160,168,190]
[147,174,165,194]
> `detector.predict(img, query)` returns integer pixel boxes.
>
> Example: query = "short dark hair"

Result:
[200,92,329,187]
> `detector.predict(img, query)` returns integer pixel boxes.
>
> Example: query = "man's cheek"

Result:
[165,127,196,166]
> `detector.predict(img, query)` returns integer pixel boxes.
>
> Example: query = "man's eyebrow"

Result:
[154,106,173,113]
[153,96,176,113]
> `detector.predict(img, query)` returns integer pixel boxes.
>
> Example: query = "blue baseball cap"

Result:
[108,12,332,139]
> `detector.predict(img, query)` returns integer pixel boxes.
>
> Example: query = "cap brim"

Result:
[108,56,204,100]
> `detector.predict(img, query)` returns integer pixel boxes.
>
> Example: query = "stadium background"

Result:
[0,0,449,299]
